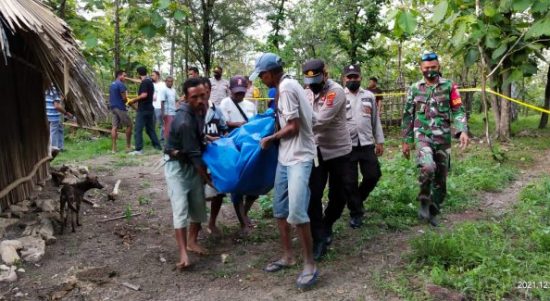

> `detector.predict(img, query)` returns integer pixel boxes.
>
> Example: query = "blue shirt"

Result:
[109,79,128,111]
[45,87,61,122]
[268,87,277,110]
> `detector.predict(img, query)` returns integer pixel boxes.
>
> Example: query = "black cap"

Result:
[343,64,361,77]
[229,75,248,93]
[302,59,325,84]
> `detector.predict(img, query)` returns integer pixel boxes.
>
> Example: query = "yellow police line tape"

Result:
[370,88,550,114]
[127,89,550,114]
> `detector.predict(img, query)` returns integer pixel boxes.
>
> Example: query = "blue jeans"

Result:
[49,120,64,150]
[273,160,313,225]
[135,110,161,151]
[154,108,164,142]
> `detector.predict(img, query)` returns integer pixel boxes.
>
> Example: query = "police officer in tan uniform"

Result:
[303,59,353,261]
[342,64,384,229]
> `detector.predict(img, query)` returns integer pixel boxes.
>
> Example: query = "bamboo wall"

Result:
[0,35,49,211]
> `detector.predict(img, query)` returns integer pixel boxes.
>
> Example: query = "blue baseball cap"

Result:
[421,51,438,62]
[249,53,283,81]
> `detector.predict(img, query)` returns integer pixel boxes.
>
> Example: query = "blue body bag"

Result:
[203,109,278,195]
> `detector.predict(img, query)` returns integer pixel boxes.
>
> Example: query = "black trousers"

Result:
[308,149,353,242]
[346,145,382,218]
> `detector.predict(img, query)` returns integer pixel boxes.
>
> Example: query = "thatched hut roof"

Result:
[0,0,107,125]
[0,0,107,211]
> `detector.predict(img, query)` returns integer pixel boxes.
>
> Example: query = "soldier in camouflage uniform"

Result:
[401,52,469,226]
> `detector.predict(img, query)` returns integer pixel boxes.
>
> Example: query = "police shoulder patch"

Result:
[325,91,336,107]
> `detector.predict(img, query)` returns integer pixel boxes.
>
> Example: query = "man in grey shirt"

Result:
[303,59,353,261]
[254,53,319,290]
[209,66,230,106]
[342,64,384,229]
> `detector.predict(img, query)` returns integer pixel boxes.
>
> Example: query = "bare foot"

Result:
[176,252,191,271]
[207,224,222,237]
[238,225,253,237]
[187,243,208,255]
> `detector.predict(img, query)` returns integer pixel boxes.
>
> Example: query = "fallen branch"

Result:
[121,282,140,291]
[108,180,121,201]
[0,155,52,199]
[82,198,99,207]
[113,180,121,195]
[97,213,141,223]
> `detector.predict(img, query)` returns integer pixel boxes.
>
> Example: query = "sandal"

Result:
[296,269,319,290]
[264,259,294,273]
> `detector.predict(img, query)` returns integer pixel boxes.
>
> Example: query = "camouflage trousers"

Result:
[416,142,450,216]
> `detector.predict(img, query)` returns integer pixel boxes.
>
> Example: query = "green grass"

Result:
[406,177,550,301]
[53,127,161,166]
[361,146,515,232]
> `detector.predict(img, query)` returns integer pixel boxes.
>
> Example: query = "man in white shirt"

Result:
[219,75,258,235]
[159,75,178,140]
[152,70,166,143]
[255,53,318,289]
[209,66,230,106]
[219,76,257,130]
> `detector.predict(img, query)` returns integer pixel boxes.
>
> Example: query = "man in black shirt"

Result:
[128,66,161,154]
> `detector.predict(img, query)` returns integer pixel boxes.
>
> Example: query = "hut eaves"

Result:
[0,0,107,125]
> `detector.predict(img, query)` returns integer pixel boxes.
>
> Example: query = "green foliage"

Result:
[363,119,518,230]
[396,10,417,37]
[257,195,273,218]
[409,177,550,300]
[124,203,133,222]
[431,0,448,24]
[137,195,151,206]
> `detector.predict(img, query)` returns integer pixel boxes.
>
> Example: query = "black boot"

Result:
[325,227,333,246]
[349,216,363,229]
[312,239,328,261]
[417,200,431,221]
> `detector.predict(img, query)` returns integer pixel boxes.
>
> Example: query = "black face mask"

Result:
[423,70,439,80]
[214,73,221,80]
[309,82,325,94]
[346,81,361,92]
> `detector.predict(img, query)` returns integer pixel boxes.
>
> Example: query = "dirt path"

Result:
[1,149,549,301]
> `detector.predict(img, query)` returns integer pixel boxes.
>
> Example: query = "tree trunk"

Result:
[539,65,550,129]
[461,67,472,119]
[201,0,214,77]
[348,7,360,63]
[169,23,176,76]
[58,0,67,19]
[114,0,121,73]
[475,0,495,156]
[397,40,406,120]
[488,71,501,136]
[498,69,511,141]
[271,0,286,50]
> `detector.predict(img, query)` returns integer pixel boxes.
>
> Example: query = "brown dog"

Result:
[60,175,104,233]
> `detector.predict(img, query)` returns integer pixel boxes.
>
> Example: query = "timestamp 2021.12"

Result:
[517,281,550,289]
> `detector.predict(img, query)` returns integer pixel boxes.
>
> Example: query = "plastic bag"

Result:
[203,109,278,195]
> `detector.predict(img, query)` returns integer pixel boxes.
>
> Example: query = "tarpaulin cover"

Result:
[203,109,278,195]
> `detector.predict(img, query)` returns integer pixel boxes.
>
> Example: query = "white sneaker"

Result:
[128,150,143,155]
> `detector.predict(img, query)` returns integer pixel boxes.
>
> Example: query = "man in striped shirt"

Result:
[45,84,72,151]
